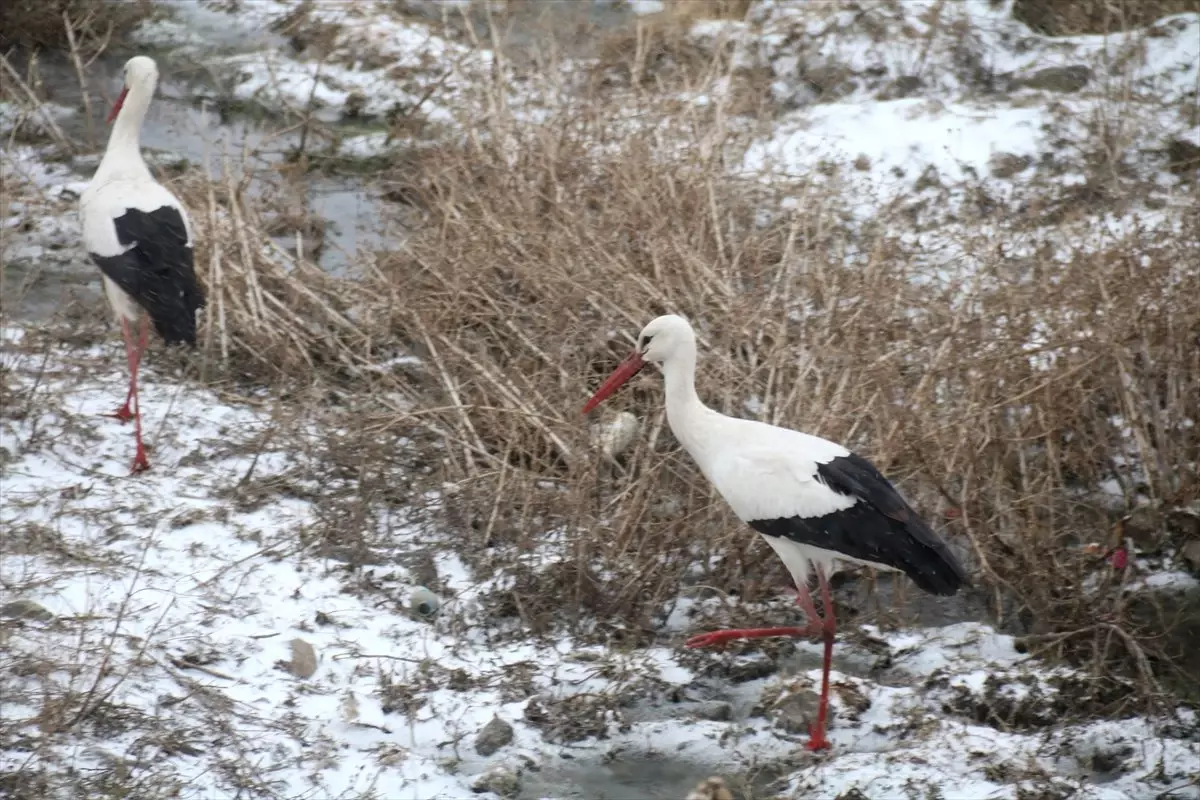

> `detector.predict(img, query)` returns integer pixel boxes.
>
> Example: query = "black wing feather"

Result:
[749,453,969,596]
[90,206,204,346]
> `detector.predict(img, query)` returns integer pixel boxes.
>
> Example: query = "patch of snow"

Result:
[729,0,1199,232]
[0,100,77,138]
[627,0,665,16]
[3,335,1197,798]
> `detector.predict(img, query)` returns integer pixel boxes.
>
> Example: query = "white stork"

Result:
[583,314,968,752]
[79,55,204,474]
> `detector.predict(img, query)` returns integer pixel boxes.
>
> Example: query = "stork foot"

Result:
[130,448,150,475]
[804,724,831,752]
[108,404,135,423]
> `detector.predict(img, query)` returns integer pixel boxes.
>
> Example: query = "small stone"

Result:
[691,700,734,722]
[471,765,520,797]
[727,657,778,683]
[282,638,318,679]
[475,715,515,757]
[410,587,442,618]
[770,689,822,735]
[913,164,942,192]
[1180,540,1200,575]
[989,152,1033,179]
[1118,507,1162,547]
[0,599,54,622]
[1018,65,1092,93]
[876,74,923,100]
[686,776,734,800]
[1167,138,1200,176]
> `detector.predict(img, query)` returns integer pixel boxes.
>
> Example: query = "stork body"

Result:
[583,314,967,751]
[79,56,204,474]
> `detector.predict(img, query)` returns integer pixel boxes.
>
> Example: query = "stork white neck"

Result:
[658,337,725,467]
[96,68,156,182]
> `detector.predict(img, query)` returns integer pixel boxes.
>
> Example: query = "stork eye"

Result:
[639,334,654,352]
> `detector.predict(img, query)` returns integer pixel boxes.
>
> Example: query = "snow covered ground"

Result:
[732,0,1198,217]
[4,0,1200,797]
[2,336,1198,798]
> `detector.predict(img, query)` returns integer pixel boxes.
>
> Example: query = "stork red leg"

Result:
[806,565,836,752]
[684,583,824,648]
[108,315,149,423]
[685,569,837,753]
[119,316,151,474]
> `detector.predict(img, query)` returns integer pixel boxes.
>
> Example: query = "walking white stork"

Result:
[79,55,204,474]
[582,314,968,752]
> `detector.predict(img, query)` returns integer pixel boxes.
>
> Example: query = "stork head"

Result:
[107,55,159,124]
[582,315,696,413]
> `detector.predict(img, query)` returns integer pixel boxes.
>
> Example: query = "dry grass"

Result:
[358,80,1200,702]
[3,0,1198,715]
[0,0,152,51]
[1012,0,1200,35]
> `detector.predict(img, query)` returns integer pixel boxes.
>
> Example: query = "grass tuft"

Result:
[0,0,152,51]
[1012,0,1200,35]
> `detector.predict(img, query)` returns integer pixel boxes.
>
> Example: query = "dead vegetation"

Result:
[3,0,1199,720]
[364,86,1200,706]
[0,0,152,51]
[1012,0,1200,35]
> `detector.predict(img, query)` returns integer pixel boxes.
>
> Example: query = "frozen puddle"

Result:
[1,329,1198,799]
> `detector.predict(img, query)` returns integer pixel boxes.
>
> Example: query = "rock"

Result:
[691,700,734,722]
[989,152,1033,179]
[1166,509,1200,541]
[471,765,520,797]
[281,638,318,679]
[1116,507,1163,548]
[410,587,442,618]
[914,164,942,192]
[876,74,923,100]
[1180,540,1200,575]
[769,688,822,735]
[1167,138,1200,176]
[1018,65,1092,93]
[726,657,778,683]
[475,715,515,757]
[0,599,54,622]
[339,690,360,724]
[686,776,734,800]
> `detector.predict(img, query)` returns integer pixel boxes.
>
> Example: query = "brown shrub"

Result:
[1012,0,1200,35]
[365,82,1199,704]
[7,0,1193,711]
[0,0,152,51]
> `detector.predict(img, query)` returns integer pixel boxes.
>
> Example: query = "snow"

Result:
[742,97,1047,186]
[731,0,1200,227]
[627,0,665,16]
[133,0,491,128]
[2,331,1197,798]
[4,0,1200,796]
[0,100,77,138]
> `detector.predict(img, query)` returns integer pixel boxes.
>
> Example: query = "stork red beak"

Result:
[107,87,129,124]
[582,351,646,414]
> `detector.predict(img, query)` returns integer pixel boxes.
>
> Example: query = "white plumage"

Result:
[583,313,967,752]
[83,176,192,326]
[80,57,194,324]
[79,55,204,474]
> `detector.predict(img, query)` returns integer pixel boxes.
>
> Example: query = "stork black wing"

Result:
[749,453,968,596]
[90,206,204,346]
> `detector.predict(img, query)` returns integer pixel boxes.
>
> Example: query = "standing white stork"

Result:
[582,314,967,752]
[79,55,204,474]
